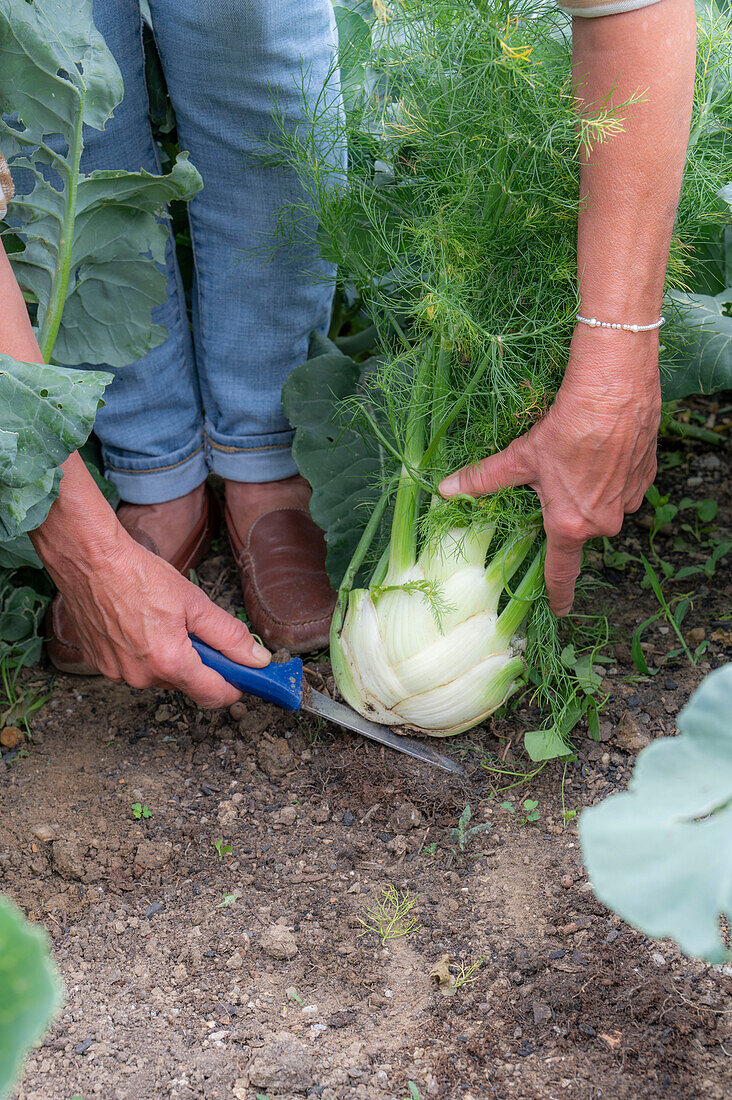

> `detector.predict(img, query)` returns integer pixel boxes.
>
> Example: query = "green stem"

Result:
[421,340,499,469]
[484,529,537,591]
[428,336,453,471]
[387,352,432,576]
[335,324,379,357]
[662,419,725,446]
[333,487,392,633]
[495,548,545,647]
[38,100,84,361]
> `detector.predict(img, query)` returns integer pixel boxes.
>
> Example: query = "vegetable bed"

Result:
[0,411,730,1100]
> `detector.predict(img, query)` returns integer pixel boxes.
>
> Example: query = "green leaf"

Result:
[662,290,732,401]
[696,498,718,522]
[0,574,49,660]
[0,894,63,1098]
[524,725,572,762]
[282,335,389,587]
[334,5,372,113]
[0,0,121,142]
[9,156,202,369]
[580,663,732,962]
[0,536,42,571]
[0,356,110,539]
[631,611,661,676]
[0,0,203,366]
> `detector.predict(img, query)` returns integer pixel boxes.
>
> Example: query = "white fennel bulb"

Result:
[331,525,543,736]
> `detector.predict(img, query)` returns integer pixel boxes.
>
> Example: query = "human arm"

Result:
[0,240,270,705]
[439,0,696,614]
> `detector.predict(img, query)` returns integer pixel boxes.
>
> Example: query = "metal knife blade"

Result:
[303,689,465,776]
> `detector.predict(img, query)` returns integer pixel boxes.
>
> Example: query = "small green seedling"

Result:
[454,956,485,991]
[131,803,151,820]
[214,838,233,862]
[218,891,241,909]
[405,1084,420,1100]
[449,804,492,855]
[423,841,438,856]
[358,885,421,946]
[501,798,540,826]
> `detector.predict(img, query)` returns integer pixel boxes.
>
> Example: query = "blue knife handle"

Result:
[190,636,303,711]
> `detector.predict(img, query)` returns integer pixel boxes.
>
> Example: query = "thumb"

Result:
[439,437,533,498]
[185,590,271,667]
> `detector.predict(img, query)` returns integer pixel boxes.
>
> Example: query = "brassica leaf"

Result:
[662,289,732,400]
[0,355,109,540]
[580,663,732,962]
[0,0,202,366]
[282,333,389,588]
[0,895,63,1099]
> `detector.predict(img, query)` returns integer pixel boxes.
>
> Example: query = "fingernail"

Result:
[252,642,270,662]
[439,473,460,496]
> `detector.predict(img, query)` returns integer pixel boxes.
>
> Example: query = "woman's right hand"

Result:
[31,452,270,708]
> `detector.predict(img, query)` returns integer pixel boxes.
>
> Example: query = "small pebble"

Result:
[0,726,23,750]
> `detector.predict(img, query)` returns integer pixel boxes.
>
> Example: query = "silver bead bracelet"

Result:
[576,314,665,333]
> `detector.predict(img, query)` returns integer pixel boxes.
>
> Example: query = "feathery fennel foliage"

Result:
[279,0,731,747]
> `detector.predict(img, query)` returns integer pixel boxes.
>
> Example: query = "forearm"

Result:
[573,0,696,317]
[29,451,123,584]
[0,239,44,362]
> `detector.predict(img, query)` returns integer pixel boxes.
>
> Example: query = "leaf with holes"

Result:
[0,355,109,539]
[0,0,202,366]
[580,663,732,962]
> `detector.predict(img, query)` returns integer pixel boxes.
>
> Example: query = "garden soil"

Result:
[2,410,731,1100]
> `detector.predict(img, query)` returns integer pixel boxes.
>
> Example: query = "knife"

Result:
[190,636,464,776]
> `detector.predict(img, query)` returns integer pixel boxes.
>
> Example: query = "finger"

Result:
[543,535,583,617]
[439,437,533,498]
[186,591,270,667]
[167,648,246,709]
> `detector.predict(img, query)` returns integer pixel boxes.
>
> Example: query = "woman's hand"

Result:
[440,326,661,615]
[32,453,270,707]
[54,533,270,707]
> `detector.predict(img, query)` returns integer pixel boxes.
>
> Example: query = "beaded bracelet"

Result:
[576,314,665,333]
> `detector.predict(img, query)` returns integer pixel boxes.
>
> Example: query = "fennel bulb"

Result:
[331,524,543,735]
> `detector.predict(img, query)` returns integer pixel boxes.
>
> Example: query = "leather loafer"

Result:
[225,486,335,655]
[46,484,220,675]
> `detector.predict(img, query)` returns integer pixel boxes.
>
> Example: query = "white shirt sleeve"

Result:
[558,0,666,16]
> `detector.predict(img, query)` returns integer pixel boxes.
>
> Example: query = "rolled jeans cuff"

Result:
[101,436,209,504]
[204,425,298,483]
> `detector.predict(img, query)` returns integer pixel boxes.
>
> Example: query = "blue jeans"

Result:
[82,0,340,503]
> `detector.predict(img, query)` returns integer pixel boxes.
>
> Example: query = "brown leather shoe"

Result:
[225,477,335,654]
[46,484,220,675]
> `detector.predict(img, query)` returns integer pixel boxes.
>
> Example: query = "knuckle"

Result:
[601,514,624,538]
[551,517,586,545]
[125,669,155,691]
[155,654,181,682]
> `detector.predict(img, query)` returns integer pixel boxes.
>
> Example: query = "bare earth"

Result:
[2,420,731,1100]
